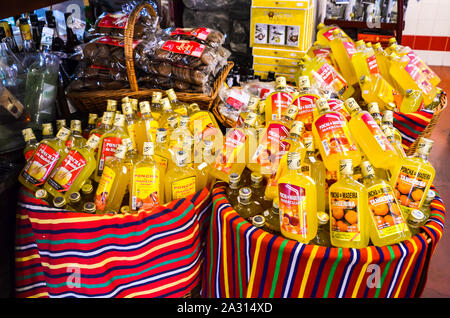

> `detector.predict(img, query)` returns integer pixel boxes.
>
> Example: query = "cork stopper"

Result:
[339,159,353,176]
[415,137,434,156]
[344,98,361,114]
[85,134,101,150]
[143,141,155,157]
[283,104,299,120]
[316,98,330,114]
[367,102,380,115]
[152,91,162,103]
[303,136,314,152]
[122,102,134,116]
[298,76,311,90]
[102,111,114,125]
[166,88,178,101]
[287,152,301,170]
[360,161,375,178]
[88,113,98,124]
[42,123,53,136]
[275,76,287,89]
[139,101,151,114]
[317,211,329,225]
[55,127,71,142]
[382,110,394,124]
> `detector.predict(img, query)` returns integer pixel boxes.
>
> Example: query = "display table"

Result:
[202,182,445,298]
[15,187,212,298]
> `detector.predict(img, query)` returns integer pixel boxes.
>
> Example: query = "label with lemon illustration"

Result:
[368,184,407,238]
[171,176,196,200]
[394,165,432,210]
[21,144,60,186]
[279,183,308,237]
[330,191,360,242]
[131,167,160,211]
[47,150,87,192]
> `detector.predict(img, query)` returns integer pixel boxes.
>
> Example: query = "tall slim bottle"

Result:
[264,76,294,124]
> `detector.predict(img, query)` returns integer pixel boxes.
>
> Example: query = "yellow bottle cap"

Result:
[287,152,301,170]
[86,134,101,150]
[415,137,433,156]
[55,127,71,142]
[316,98,330,114]
[152,91,162,103]
[339,159,353,175]
[143,141,155,156]
[42,123,53,136]
[360,161,375,177]
[344,98,361,114]
[114,143,127,159]
[139,101,151,114]
[317,211,329,225]
[303,136,314,152]
[289,121,304,137]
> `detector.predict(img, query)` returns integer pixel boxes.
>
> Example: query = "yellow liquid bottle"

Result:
[83,113,98,139]
[264,76,294,124]
[236,96,260,127]
[44,133,100,200]
[165,150,198,202]
[130,141,163,211]
[136,101,160,151]
[373,43,400,91]
[56,119,66,132]
[249,103,298,176]
[360,160,411,246]
[329,159,369,249]
[150,91,163,121]
[187,103,223,149]
[166,88,188,116]
[122,101,142,153]
[263,198,281,235]
[278,151,317,243]
[41,123,54,141]
[169,115,193,153]
[22,128,39,161]
[367,102,383,125]
[351,40,382,79]
[94,143,130,214]
[329,29,358,85]
[359,75,396,111]
[234,187,263,220]
[312,98,361,172]
[66,120,87,149]
[153,128,171,179]
[292,76,320,132]
[307,40,335,66]
[19,127,72,193]
[381,124,406,160]
[95,113,129,182]
[301,136,326,212]
[209,113,258,183]
[316,23,352,46]
[89,111,114,139]
[400,89,424,113]
[344,98,398,169]
[194,139,216,190]
[389,137,435,218]
[381,110,403,145]
[158,97,180,131]
[122,137,141,173]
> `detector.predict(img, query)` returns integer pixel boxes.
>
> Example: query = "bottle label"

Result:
[313,48,332,59]
[213,129,246,174]
[406,51,438,86]
[322,27,339,41]
[96,35,142,49]
[367,184,408,238]
[314,112,357,157]
[252,123,290,169]
[189,111,219,141]
[292,95,318,130]
[131,167,160,211]
[330,190,361,242]
[394,165,432,210]
[404,55,433,96]
[171,27,212,41]
[19,24,33,41]
[269,92,294,121]
[95,165,116,211]
[314,63,347,93]
[161,40,205,58]
[360,113,395,152]
[171,176,196,200]
[127,125,138,150]
[366,55,380,75]
[144,120,159,142]
[24,149,35,161]
[98,137,122,176]
[328,99,351,121]
[343,41,357,58]
[47,150,87,192]
[278,183,308,237]
[21,144,60,186]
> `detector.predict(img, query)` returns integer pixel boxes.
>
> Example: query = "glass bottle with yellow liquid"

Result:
[83,113,98,139]
[66,120,87,149]
[209,112,258,183]
[122,137,141,173]
[169,115,193,154]
[329,29,358,85]
[264,76,294,124]
[373,42,400,91]
[234,187,263,220]
[41,123,54,140]
[122,101,141,152]
[381,124,406,160]
[227,173,241,206]
[278,151,317,243]
[187,103,223,147]
[130,141,163,211]
[389,137,435,218]
[310,211,331,247]
[153,128,171,178]
[344,98,398,170]
[359,75,396,111]
[194,139,216,190]
[158,97,180,131]
[292,76,320,133]
[166,88,188,116]
[56,119,67,132]
[165,150,197,203]
[360,160,411,246]
[149,91,163,120]
[44,133,100,201]
[249,103,298,176]
[301,136,326,212]
[381,110,403,144]
[89,111,114,139]
[367,102,383,125]
[136,101,159,150]
[329,159,369,249]
[95,113,128,182]
[312,98,361,172]
[22,128,39,161]
[95,143,130,214]
[400,89,423,113]
[263,198,280,235]
[19,127,71,193]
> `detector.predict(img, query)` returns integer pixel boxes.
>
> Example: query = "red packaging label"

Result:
[328,99,351,121]
[213,129,246,174]
[270,92,294,121]
[171,28,212,41]
[252,123,290,168]
[313,48,331,58]
[292,95,318,130]
[360,113,395,152]
[279,183,308,236]
[47,150,87,192]
[314,63,348,93]
[98,13,128,29]
[24,149,35,161]
[96,36,142,49]
[21,144,60,186]
[366,55,380,75]
[343,41,357,58]
[98,137,122,177]
[161,40,205,58]
[259,88,272,99]
[322,27,339,41]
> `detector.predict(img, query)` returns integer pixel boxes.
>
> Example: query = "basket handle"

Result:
[124,2,158,92]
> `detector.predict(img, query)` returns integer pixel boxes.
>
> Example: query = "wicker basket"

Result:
[406,92,447,156]
[211,98,238,128]
[67,2,233,113]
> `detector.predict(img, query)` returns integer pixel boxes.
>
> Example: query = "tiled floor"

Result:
[420,66,450,298]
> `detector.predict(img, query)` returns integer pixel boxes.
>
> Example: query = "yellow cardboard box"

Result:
[252,47,306,59]
[253,55,301,68]
[254,71,296,82]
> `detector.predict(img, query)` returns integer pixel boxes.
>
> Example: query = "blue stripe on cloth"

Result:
[257,235,278,298]
[310,246,331,298]
[281,243,305,298]
[337,248,360,298]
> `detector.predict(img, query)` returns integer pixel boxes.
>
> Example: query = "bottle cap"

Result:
[303,136,314,152]
[175,150,189,167]
[289,121,304,137]
[247,97,260,112]
[252,215,266,228]
[238,187,252,200]
[317,23,325,30]
[287,152,301,170]
[55,127,71,142]
[283,104,299,120]
[367,102,380,115]
[114,143,127,159]
[113,113,125,127]
[53,196,66,208]
[69,192,81,203]
[166,88,177,101]
[275,76,287,89]
[82,183,93,194]
[415,137,434,156]
[243,112,257,127]
[355,39,365,47]
[160,97,172,111]
[373,42,382,49]
[332,29,341,35]
[122,102,134,116]
[85,134,101,150]
[102,111,114,125]
[143,142,155,156]
[298,76,311,90]
[408,209,426,224]
[339,159,353,175]
[317,211,329,225]
[382,110,394,124]
[189,103,201,111]
[121,96,129,104]
[316,98,330,114]
[83,202,96,214]
[251,172,263,184]
[35,189,48,200]
[56,119,66,130]
[152,91,162,103]
[70,120,82,133]
[366,42,372,48]
[344,98,361,114]
[360,161,375,177]
[139,101,151,114]
[168,116,179,129]
[229,173,241,183]
[42,123,53,136]
[424,190,436,205]
[88,113,98,124]
[156,128,168,143]
[130,98,138,112]
[179,115,190,127]
[22,128,36,142]
[389,37,397,45]
[107,99,117,111]
[120,206,130,214]
[385,102,396,111]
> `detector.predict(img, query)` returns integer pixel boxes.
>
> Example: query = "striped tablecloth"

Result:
[15,187,212,298]
[203,182,445,298]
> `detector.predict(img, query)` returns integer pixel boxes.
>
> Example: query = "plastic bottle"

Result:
[291,76,320,132]
[278,151,317,243]
[400,89,423,113]
[310,211,331,247]
[329,29,358,85]
[329,159,369,248]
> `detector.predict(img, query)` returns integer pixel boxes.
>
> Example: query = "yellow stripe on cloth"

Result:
[427,224,443,239]
[351,248,373,298]
[29,214,126,224]
[222,210,235,298]
[394,239,418,298]
[40,227,198,270]
[28,292,49,298]
[297,245,319,298]
[16,253,41,262]
[246,232,269,298]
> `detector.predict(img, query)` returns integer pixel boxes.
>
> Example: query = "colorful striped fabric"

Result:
[203,182,445,298]
[15,187,212,298]
[393,109,434,150]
